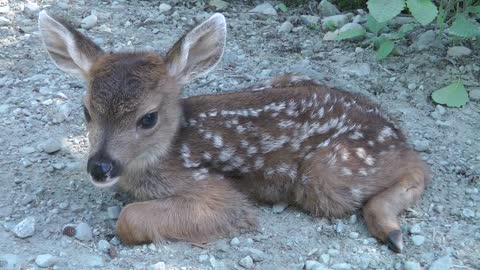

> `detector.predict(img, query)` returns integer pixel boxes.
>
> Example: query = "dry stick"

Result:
[451,266,476,270]
[73,239,94,251]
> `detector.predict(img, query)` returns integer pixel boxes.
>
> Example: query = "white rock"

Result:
[321,14,348,30]
[409,224,422,234]
[159,3,172,13]
[342,63,371,77]
[411,235,425,246]
[305,260,329,270]
[323,31,338,40]
[0,104,9,113]
[43,139,62,154]
[86,255,104,267]
[469,89,480,101]
[249,3,277,16]
[238,256,253,269]
[301,15,320,25]
[74,222,93,241]
[19,146,36,154]
[428,256,452,270]
[0,16,11,26]
[332,263,352,270]
[318,0,340,16]
[35,254,57,268]
[97,240,110,253]
[230,237,240,246]
[404,260,421,270]
[12,216,35,238]
[338,23,365,40]
[81,14,98,29]
[107,206,121,219]
[149,262,166,270]
[447,46,471,57]
[278,21,293,33]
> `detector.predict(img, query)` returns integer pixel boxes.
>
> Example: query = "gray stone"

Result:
[321,15,348,30]
[74,222,93,241]
[107,206,121,219]
[249,3,277,16]
[301,15,320,25]
[241,247,266,262]
[272,202,288,213]
[0,16,11,26]
[305,260,329,270]
[238,256,253,269]
[462,208,475,218]
[411,235,425,246]
[342,63,371,77]
[404,260,421,270]
[86,255,104,267]
[338,23,365,40]
[110,236,121,245]
[323,31,338,40]
[332,263,352,270]
[81,14,98,29]
[428,256,452,270]
[413,140,429,152]
[320,254,330,264]
[410,224,422,234]
[0,104,9,114]
[35,254,57,268]
[12,216,35,238]
[20,146,36,154]
[447,46,471,57]
[412,30,436,51]
[43,139,62,154]
[348,232,359,239]
[359,257,370,269]
[97,239,110,253]
[149,262,166,270]
[230,237,240,246]
[159,3,172,13]
[198,254,209,263]
[469,89,480,101]
[278,21,293,33]
[0,5,10,13]
[318,0,340,16]
[0,254,18,269]
[24,1,40,17]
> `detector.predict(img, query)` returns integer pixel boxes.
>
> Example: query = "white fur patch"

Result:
[254,157,264,169]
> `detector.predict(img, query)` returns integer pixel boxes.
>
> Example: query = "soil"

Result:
[0,0,479,269]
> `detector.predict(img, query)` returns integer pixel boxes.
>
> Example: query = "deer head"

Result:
[38,11,227,187]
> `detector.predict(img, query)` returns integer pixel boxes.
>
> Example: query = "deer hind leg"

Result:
[362,166,427,253]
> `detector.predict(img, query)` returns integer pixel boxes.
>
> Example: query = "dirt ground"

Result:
[0,0,479,269]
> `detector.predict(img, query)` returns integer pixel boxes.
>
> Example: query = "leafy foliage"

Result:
[448,14,480,37]
[278,3,288,12]
[432,80,469,107]
[376,39,395,60]
[406,0,438,26]
[367,0,405,23]
[336,28,367,40]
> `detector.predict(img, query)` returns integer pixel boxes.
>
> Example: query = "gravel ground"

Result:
[0,0,479,269]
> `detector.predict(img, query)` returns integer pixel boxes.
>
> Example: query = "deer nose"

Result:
[87,160,113,181]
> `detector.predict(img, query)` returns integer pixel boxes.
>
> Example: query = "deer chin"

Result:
[90,176,119,188]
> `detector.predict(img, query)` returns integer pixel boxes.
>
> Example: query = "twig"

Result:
[378,64,393,76]
[73,239,94,251]
[452,266,476,269]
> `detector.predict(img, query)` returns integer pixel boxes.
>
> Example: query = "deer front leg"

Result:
[116,178,257,245]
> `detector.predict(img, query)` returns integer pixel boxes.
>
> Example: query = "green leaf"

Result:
[399,23,416,34]
[448,14,480,38]
[365,15,386,34]
[431,80,469,107]
[406,0,438,26]
[278,3,288,13]
[336,28,367,40]
[367,0,405,23]
[467,5,480,16]
[209,0,229,10]
[376,39,394,59]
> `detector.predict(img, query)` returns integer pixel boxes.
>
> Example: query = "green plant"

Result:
[432,80,470,107]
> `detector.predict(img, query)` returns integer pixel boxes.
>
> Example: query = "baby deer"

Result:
[38,11,429,252]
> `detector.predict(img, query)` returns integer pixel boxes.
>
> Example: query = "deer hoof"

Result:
[386,229,403,253]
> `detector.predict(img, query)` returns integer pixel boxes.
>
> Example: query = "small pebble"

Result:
[12,216,35,238]
[74,222,93,241]
[107,206,121,219]
[331,263,352,270]
[148,243,157,251]
[241,248,266,262]
[230,237,240,246]
[81,14,98,29]
[19,146,36,154]
[97,239,110,253]
[238,256,254,269]
[149,262,166,270]
[43,139,62,154]
[404,260,421,270]
[469,89,480,101]
[305,260,328,270]
[348,232,359,239]
[0,16,11,26]
[447,46,472,57]
[35,254,57,268]
[320,254,330,264]
[462,208,475,218]
[278,21,293,33]
[198,254,209,263]
[428,256,452,270]
[410,224,422,234]
[159,3,172,13]
[249,3,277,16]
[411,235,425,246]
[86,255,104,267]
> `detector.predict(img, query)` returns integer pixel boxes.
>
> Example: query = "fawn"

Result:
[38,11,430,253]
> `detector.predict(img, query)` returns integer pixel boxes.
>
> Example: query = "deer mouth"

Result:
[89,176,119,187]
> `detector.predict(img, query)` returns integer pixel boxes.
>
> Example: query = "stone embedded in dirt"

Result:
[230,237,240,246]
[24,1,40,17]
[148,243,157,251]
[348,214,357,224]
[413,139,429,152]
[42,139,62,154]
[320,254,330,264]
[409,224,422,234]
[342,63,370,77]
[332,263,352,270]
[249,3,277,16]
[411,235,425,246]
[110,236,121,246]
[323,31,338,40]
[278,21,293,33]
[149,262,166,270]
[321,14,348,30]
[0,254,18,269]
[74,222,93,241]
[159,3,172,13]
[447,46,471,58]
[318,0,340,16]
[305,260,329,270]
[462,208,475,218]
[35,254,57,268]
[238,256,253,269]
[86,255,104,267]
[348,232,359,239]
[272,202,288,213]
[411,30,436,51]
[404,260,421,270]
[81,14,98,29]
[12,216,35,238]
[469,89,480,101]
[0,104,10,114]
[19,146,36,154]
[0,16,10,26]
[338,23,365,41]
[241,248,266,262]
[301,15,320,25]
[428,256,452,270]
[107,206,121,219]
[97,239,111,254]
[198,254,209,263]
[359,257,370,269]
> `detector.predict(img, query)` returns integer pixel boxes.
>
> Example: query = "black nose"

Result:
[87,160,113,181]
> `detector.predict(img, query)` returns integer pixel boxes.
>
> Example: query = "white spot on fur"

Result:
[219,147,235,162]
[254,157,264,169]
[355,148,367,160]
[278,119,295,129]
[247,146,258,156]
[317,139,331,148]
[349,131,364,140]
[240,140,249,149]
[181,144,200,168]
[202,152,212,161]
[364,155,375,166]
[199,113,207,118]
[341,167,353,176]
[327,153,337,166]
[261,134,289,153]
[340,148,350,161]
[213,134,223,148]
[193,168,209,181]
[377,126,395,142]
[301,175,310,184]
[351,188,363,200]
[368,140,374,146]
[208,110,218,117]
[358,168,368,176]
[236,125,246,134]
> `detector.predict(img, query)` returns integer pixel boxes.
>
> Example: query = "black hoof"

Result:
[387,229,403,253]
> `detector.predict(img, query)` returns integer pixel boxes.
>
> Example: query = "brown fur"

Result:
[38,12,430,252]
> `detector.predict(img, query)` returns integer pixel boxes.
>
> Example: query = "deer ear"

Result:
[166,13,226,84]
[38,10,103,77]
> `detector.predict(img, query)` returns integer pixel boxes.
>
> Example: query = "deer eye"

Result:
[83,105,91,122]
[138,111,158,129]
